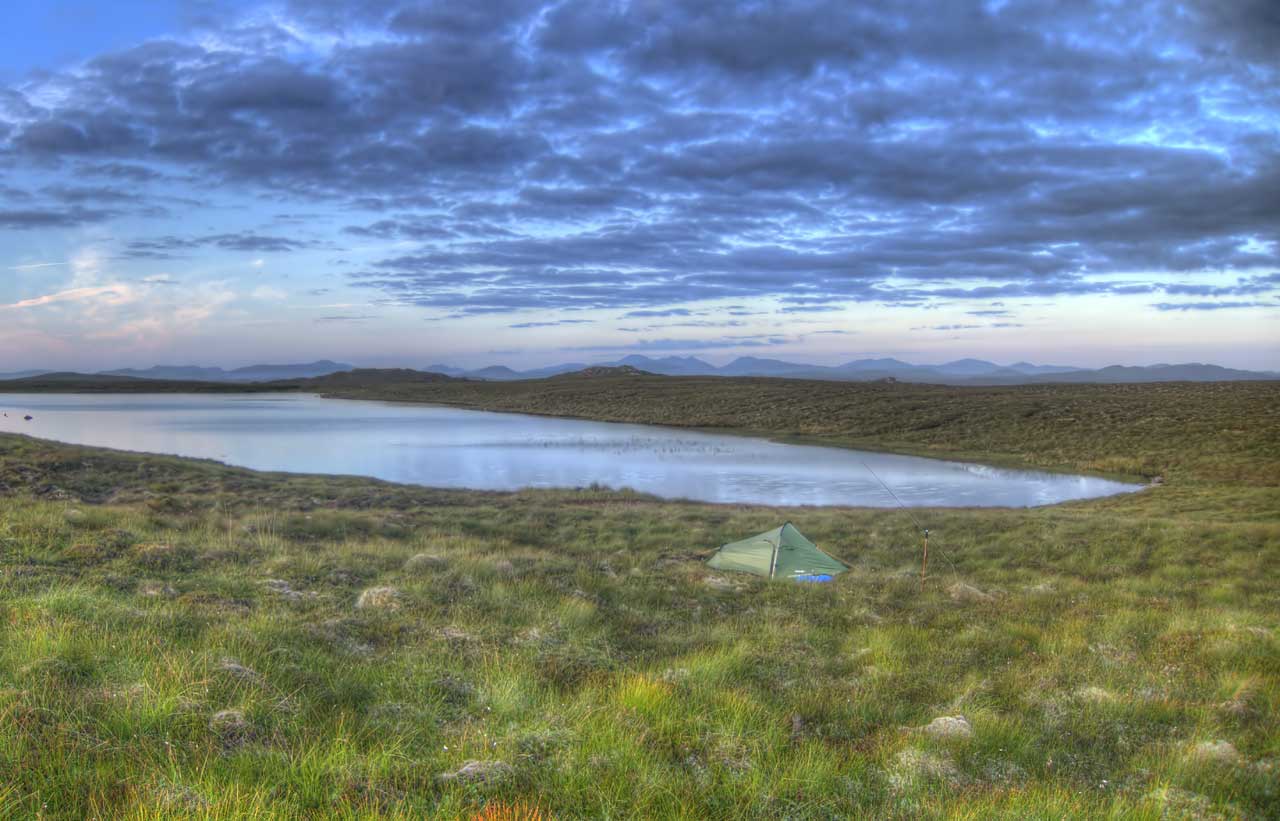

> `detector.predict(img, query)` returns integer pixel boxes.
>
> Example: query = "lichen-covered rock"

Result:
[921,715,973,740]
[437,760,513,784]
[355,586,401,611]
[217,658,262,684]
[948,582,993,603]
[404,553,446,573]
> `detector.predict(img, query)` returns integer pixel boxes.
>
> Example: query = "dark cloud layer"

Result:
[3,0,1278,315]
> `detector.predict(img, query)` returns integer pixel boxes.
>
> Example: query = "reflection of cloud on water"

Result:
[0,392,1144,508]
[398,435,741,458]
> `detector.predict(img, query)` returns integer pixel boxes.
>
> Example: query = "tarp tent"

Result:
[707,522,848,580]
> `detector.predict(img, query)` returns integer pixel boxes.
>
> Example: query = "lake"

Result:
[0,393,1142,507]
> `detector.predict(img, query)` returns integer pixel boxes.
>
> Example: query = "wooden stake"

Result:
[920,529,930,592]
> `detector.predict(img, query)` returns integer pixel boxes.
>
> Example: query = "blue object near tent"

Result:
[793,574,834,583]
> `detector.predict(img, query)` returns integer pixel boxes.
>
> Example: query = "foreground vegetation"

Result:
[1,376,1278,818]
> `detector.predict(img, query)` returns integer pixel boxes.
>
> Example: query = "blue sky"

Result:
[1,0,1277,372]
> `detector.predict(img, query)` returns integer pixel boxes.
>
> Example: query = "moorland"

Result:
[0,373,1277,818]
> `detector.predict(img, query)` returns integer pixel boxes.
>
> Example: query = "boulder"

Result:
[355,586,401,611]
[921,715,973,740]
[437,760,513,784]
[948,582,993,603]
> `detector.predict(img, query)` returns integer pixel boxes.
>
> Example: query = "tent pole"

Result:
[920,529,930,591]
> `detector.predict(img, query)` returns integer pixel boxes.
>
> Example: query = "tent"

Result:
[707,522,848,581]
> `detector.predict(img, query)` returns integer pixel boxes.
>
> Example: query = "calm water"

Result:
[0,393,1141,507]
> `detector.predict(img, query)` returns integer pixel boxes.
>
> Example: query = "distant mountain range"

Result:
[1,356,1276,386]
[0,360,356,383]
[424,355,1279,385]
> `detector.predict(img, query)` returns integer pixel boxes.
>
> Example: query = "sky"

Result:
[1,0,1278,372]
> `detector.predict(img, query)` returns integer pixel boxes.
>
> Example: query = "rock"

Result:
[948,582,993,603]
[355,586,401,611]
[209,709,254,747]
[404,553,446,573]
[437,760,513,785]
[921,715,973,740]
[217,658,262,684]
[264,578,313,601]
[1188,740,1241,765]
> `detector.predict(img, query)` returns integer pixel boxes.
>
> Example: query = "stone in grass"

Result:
[209,709,255,748]
[920,715,973,740]
[439,626,475,642]
[947,582,994,603]
[355,586,402,611]
[1188,740,1241,766]
[264,578,313,601]
[436,760,514,785]
[404,553,447,573]
[217,658,262,685]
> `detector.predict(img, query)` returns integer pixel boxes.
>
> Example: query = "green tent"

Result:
[707,522,848,580]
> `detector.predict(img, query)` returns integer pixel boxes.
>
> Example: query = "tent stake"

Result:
[920,529,930,591]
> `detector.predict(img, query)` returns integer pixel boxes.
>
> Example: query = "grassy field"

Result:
[1,376,1278,818]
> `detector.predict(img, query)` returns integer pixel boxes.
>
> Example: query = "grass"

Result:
[0,375,1278,818]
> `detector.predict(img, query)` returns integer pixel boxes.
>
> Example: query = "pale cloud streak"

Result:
[0,284,131,310]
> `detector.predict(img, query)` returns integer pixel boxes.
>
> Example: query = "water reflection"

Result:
[0,393,1142,507]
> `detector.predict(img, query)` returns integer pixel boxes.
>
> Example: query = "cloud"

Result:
[6,261,72,271]
[566,334,792,352]
[122,232,321,258]
[0,285,129,310]
[508,319,594,328]
[1,0,1277,320]
[315,314,376,322]
[0,208,114,229]
[1151,300,1279,311]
